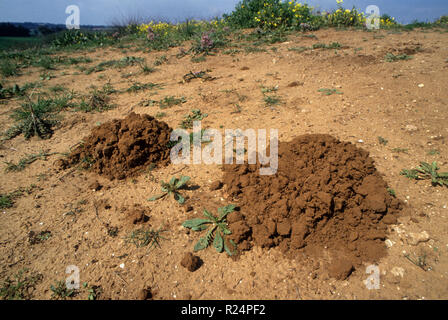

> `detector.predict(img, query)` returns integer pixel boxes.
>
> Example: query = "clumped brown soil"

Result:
[224,134,402,278]
[67,112,172,180]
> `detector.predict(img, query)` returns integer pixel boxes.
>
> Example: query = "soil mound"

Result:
[223,134,402,272]
[68,112,172,180]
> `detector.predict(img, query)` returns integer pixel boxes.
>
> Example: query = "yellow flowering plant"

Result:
[324,0,366,27]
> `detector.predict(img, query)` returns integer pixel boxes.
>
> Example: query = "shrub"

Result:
[52,29,114,47]
[224,0,268,28]
[225,0,318,30]
[323,1,366,27]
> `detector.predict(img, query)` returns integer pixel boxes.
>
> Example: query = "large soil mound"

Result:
[223,134,402,276]
[68,112,172,180]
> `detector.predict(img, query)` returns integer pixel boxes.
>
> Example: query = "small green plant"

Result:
[191,55,207,63]
[148,175,190,204]
[263,94,281,107]
[159,95,186,109]
[154,55,168,66]
[387,188,396,197]
[288,46,310,53]
[77,89,114,113]
[155,112,167,118]
[392,148,409,154]
[312,42,341,50]
[82,282,102,300]
[125,227,166,250]
[0,194,13,209]
[428,149,440,156]
[139,63,155,74]
[378,136,388,146]
[39,71,54,81]
[29,230,52,244]
[182,204,237,256]
[0,60,19,77]
[0,269,42,300]
[400,161,448,186]
[4,96,62,140]
[126,82,162,93]
[4,150,58,172]
[50,280,75,300]
[260,85,278,93]
[385,53,412,62]
[179,109,208,129]
[318,88,343,96]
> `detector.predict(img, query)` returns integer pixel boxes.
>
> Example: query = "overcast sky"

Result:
[0,0,447,25]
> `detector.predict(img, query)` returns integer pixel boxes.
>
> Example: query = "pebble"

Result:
[405,124,418,132]
[407,231,430,246]
[119,263,125,269]
[385,239,395,248]
[418,84,424,88]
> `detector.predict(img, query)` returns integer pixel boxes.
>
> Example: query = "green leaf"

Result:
[169,176,177,186]
[148,193,166,201]
[203,209,216,221]
[192,225,210,231]
[218,204,235,220]
[194,237,209,251]
[175,175,190,189]
[219,223,232,235]
[213,230,224,253]
[182,218,211,229]
[174,192,185,204]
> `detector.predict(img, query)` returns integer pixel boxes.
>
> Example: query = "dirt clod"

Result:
[68,112,172,180]
[223,134,402,276]
[209,180,223,191]
[181,252,202,272]
[138,288,154,300]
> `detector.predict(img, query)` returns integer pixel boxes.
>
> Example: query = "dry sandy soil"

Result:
[1,27,447,300]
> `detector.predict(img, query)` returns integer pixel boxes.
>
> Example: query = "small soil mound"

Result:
[68,112,172,180]
[223,134,402,273]
[181,252,203,272]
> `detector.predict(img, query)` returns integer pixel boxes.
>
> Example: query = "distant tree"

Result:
[0,23,30,37]
[37,25,64,36]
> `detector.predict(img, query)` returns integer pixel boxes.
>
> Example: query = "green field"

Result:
[0,37,42,50]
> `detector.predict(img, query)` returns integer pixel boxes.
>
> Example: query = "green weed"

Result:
[148,175,190,204]
[400,161,448,186]
[182,204,237,256]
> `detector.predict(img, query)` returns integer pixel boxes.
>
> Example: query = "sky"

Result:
[0,0,447,25]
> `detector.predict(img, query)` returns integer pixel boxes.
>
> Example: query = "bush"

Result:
[224,0,268,28]
[323,1,366,27]
[225,0,318,30]
[435,15,448,25]
[52,29,114,47]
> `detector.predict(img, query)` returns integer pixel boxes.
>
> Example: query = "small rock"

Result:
[418,83,424,88]
[89,181,102,191]
[209,181,223,191]
[407,231,430,246]
[180,252,202,272]
[385,239,395,248]
[328,258,354,280]
[405,124,418,132]
[138,288,154,300]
